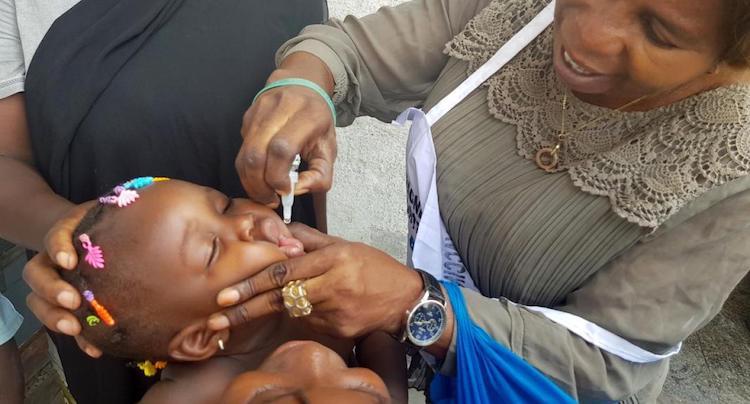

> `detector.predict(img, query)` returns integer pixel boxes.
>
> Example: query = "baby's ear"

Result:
[168,320,230,361]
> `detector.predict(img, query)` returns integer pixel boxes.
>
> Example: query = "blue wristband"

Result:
[253,78,337,126]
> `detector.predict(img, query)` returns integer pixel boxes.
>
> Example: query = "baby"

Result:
[59,177,402,403]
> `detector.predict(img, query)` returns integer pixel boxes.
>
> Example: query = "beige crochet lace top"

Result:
[445,0,750,227]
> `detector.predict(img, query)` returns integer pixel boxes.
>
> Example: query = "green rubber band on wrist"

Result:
[253,78,337,126]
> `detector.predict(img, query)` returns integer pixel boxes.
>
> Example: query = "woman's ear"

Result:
[167,320,230,361]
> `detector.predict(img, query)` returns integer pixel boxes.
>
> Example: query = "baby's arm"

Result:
[356,332,408,404]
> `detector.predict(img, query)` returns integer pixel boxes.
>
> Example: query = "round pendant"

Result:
[535,147,559,173]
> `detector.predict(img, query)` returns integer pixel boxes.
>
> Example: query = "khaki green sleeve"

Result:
[275,0,492,126]
[440,187,750,402]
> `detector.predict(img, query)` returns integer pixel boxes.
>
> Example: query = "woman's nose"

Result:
[569,7,626,60]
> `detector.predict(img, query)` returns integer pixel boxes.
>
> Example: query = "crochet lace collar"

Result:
[445,0,750,228]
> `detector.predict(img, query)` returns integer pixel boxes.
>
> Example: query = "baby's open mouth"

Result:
[257,216,305,257]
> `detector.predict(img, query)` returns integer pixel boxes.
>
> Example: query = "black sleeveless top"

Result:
[26,0,326,209]
[24,1,327,402]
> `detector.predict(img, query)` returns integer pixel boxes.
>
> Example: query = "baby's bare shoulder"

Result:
[140,357,247,404]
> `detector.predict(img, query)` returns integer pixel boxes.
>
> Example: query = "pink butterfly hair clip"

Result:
[79,234,105,269]
[98,177,169,208]
[99,186,139,207]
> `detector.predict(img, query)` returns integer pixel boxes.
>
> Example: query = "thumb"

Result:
[296,141,335,194]
[287,223,340,252]
[44,201,97,270]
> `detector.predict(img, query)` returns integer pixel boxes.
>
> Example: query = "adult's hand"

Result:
[23,201,102,358]
[208,224,424,339]
[236,52,337,206]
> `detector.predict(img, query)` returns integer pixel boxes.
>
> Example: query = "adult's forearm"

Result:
[270,51,335,96]
[0,157,71,251]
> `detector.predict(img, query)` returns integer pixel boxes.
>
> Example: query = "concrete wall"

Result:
[326,1,409,263]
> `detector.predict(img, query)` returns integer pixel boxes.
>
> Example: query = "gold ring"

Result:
[282,280,313,317]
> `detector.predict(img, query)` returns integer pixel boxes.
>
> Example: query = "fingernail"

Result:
[57,291,76,309]
[208,315,230,330]
[218,289,240,306]
[56,319,77,335]
[56,252,72,269]
[287,246,303,256]
[84,347,99,358]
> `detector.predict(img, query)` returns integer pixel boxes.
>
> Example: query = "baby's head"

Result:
[60,178,299,362]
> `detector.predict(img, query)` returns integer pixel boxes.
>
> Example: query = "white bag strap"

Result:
[524,306,682,363]
[425,1,556,127]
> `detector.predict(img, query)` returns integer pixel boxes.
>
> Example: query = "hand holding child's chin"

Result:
[210,223,423,340]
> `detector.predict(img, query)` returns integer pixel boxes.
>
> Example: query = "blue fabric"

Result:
[431,282,576,404]
[0,293,22,345]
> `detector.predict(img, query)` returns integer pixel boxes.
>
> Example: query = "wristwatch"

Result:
[399,269,448,348]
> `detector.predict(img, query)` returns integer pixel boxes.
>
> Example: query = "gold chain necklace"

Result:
[535,93,651,172]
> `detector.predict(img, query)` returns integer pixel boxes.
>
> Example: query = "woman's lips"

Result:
[563,50,595,75]
[554,47,618,94]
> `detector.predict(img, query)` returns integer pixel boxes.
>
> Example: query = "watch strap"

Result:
[417,269,445,306]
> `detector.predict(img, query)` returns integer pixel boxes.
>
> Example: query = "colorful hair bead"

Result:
[86,315,101,327]
[99,177,169,207]
[79,234,105,269]
[137,360,168,377]
[99,186,140,207]
[83,290,115,327]
[98,195,119,205]
[122,177,170,190]
[115,188,139,207]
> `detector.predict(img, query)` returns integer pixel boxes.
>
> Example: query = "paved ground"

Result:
[662,275,750,403]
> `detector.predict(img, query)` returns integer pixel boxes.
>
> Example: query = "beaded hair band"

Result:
[82,290,115,326]
[80,176,171,328]
[99,176,170,207]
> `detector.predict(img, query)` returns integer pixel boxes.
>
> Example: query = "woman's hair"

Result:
[722,0,750,66]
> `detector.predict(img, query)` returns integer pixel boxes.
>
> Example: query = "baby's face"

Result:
[110,180,296,328]
[223,341,390,403]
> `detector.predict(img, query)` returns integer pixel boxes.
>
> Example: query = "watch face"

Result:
[407,301,446,347]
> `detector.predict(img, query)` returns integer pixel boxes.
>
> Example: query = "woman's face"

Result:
[553,0,726,107]
[221,340,391,403]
